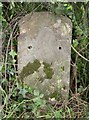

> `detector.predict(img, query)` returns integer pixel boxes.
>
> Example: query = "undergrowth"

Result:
[0,2,89,119]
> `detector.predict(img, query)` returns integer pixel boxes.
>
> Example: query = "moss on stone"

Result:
[19,60,54,82]
[43,62,54,79]
[20,59,41,80]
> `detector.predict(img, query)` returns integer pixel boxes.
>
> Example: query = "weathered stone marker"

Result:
[18,12,72,99]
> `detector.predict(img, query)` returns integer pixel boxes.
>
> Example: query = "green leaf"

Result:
[54,110,62,119]
[34,90,40,96]
[39,93,44,98]
[33,97,43,107]
[28,87,33,93]
[0,65,5,73]
[46,114,51,119]
[9,50,17,58]
[73,39,78,48]
[13,59,16,63]
[0,2,3,7]
[19,88,27,98]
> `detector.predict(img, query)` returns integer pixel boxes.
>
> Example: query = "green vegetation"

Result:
[0,1,89,119]
[19,59,41,80]
[43,62,54,79]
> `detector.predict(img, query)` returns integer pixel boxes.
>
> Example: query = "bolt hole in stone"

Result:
[59,46,61,50]
[63,85,66,90]
[28,45,32,49]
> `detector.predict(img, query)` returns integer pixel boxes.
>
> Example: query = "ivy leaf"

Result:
[9,50,17,58]
[73,39,78,48]
[34,90,40,96]
[39,93,44,98]
[13,59,16,63]
[33,97,45,107]
[54,110,62,118]
[19,88,27,98]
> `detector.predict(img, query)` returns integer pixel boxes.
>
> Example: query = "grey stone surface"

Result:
[18,12,72,99]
